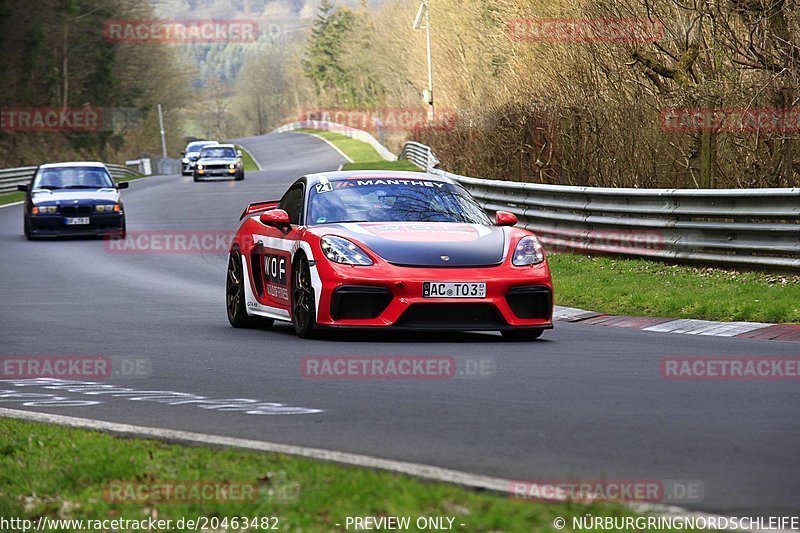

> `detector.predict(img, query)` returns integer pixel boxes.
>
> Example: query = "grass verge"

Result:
[235,145,260,172]
[297,129,420,172]
[0,191,24,206]
[0,418,709,532]
[550,253,800,323]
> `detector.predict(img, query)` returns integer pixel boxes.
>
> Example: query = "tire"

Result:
[193,174,199,182]
[291,255,318,339]
[24,217,32,240]
[226,249,273,329]
[235,170,244,181]
[501,329,544,341]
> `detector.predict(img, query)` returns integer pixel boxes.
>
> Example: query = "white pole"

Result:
[157,103,167,158]
[425,0,434,121]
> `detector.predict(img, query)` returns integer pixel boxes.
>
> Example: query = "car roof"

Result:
[201,143,235,149]
[188,140,216,146]
[39,162,108,169]
[303,170,453,186]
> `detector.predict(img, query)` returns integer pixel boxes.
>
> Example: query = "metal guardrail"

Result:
[399,141,439,171]
[272,120,398,162]
[400,142,800,271]
[0,163,141,194]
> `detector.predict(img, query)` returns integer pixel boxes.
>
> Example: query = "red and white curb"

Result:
[554,306,800,342]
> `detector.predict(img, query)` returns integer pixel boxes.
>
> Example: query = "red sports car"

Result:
[226,171,553,340]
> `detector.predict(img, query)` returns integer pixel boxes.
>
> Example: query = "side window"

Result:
[279,186,304,225]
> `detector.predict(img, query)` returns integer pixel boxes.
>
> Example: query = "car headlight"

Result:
[320,236,373,266]
[196,164,204,170]
[33,205,58,214]
[512,236,545,266]
[228,163,236,169]
[95,204,120,213]
[182,158,189,164]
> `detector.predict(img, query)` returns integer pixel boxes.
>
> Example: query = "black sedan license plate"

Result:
[423,282,486,298]
[65,217,90,225]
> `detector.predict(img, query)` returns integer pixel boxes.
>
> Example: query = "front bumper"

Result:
[314,260,553,330]
[195,166,239,179]
[28,213,124,237]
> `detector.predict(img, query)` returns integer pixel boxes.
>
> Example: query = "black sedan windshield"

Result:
[307,178,491,225]
[200,147,236,159]
[33,167,114,189]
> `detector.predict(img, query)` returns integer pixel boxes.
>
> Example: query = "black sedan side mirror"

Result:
[117,182,130,189]
[17,184,28,192]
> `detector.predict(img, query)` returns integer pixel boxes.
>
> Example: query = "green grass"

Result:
[550,253,800,323]
[297,129,422,172]
[0,418,710,532]
[235,144,260,172]
[343,160,421,171]
[0,191,24,205]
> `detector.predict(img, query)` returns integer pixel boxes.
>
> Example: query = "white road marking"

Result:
[0,407,785,532]
[0,201,24,209]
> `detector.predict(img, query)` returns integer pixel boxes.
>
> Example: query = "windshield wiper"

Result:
[64,185,100,189]
[34,185,60,190]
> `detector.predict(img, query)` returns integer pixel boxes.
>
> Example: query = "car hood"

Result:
[31,189,119,205]
[326,222,507,267]
[185,152,200,160]
[198,158,236,165]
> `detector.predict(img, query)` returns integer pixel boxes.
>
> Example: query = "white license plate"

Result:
[65,217,90,225]
[423,282,486,298]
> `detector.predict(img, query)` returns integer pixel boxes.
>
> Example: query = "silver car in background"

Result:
[181,140,218,175]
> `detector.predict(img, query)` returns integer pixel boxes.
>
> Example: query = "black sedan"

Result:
[18,162,129,240]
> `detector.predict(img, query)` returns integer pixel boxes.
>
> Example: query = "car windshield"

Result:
[32,166,114,190]
[187,142,213,153]
[307,178,491,225]
[200,147,236,159]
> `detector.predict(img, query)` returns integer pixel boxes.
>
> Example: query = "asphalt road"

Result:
[1,131,798,517]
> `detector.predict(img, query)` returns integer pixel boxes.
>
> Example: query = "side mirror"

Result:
[236,150,243,157]
[17,184,29,192]
[260,209,291,229]
[495,210,518,227]
[180,151,186,156]
[117,182,130,189]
